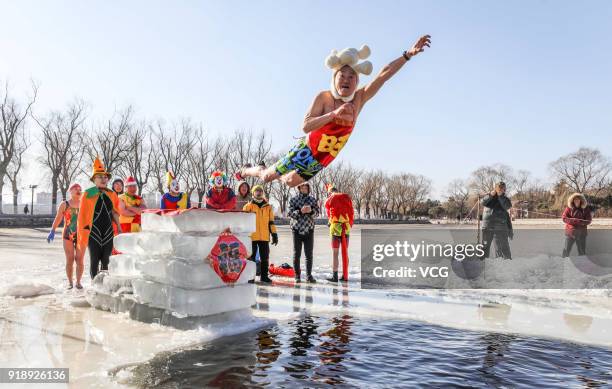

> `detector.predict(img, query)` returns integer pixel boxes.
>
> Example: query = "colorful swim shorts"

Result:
[274,137,324,180]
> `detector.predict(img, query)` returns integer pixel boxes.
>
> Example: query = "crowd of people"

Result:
[46,157,356,288]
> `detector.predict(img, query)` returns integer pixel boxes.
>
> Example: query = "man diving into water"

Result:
[236,35,431,187]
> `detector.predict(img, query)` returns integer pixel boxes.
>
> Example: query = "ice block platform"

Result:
[87,208,257,328]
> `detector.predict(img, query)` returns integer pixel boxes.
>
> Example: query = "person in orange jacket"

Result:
[243,185,278,283]
[77,157,122,280]
[324,184,354,282]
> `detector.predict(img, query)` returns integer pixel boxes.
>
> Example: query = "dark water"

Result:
[126,316,612,388]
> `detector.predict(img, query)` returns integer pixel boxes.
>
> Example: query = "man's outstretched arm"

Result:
[362,35,431,104]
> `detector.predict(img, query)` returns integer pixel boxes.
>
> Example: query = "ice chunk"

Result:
[114,232,253,259]
[109,254,143,276]
[1,282,55,298]
[142,209,255,234]
[139,258,256,289]
[131,279,256,317]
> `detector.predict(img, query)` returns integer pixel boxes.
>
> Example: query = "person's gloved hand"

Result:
[47,230,55,243]
[271,233,278,246]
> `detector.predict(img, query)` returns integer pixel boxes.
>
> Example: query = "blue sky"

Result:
[1,0,611,198]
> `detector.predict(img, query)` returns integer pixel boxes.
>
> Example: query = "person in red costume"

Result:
[236,35,431,187]
[205,171,237,210]
[324,184,354,282]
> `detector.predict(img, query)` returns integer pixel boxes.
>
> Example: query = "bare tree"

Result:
[149,119,196,196]
[58,129,86,200]
[6,131,29,213]
[469,163,515,194]
[403,174,432,218]
[550,147,611,195]
[359,170,384,218]
[446,178,471,218]
[0,80,37,213]
[35,100,88,213]
[84,105,134,176]
[186,126,216,207]
[119,119,155,195]
[267,153,293,215]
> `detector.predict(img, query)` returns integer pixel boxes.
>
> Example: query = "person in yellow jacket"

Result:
[242,185,278,283]
[77,157,122,280]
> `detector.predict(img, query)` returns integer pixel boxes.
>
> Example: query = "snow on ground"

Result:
[0,226,611,388]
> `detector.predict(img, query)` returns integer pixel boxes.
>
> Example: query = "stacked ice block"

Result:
[87,209,257,327]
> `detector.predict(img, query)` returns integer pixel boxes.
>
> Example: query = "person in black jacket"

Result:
[481,182,512,259]
[288,182,320,283]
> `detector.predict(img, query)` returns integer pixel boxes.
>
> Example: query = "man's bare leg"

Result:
[332,248,339,272]
[240,165,307,188]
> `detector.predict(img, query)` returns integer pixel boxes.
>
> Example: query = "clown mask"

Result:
[170,178,180,194]
[213,175,225,189]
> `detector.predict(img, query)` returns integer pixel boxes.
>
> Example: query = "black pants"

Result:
[251,241,270,279]
[562,231,587,257]
[89,239,113,279]
[293,230,314,278]
[482,229,512,259]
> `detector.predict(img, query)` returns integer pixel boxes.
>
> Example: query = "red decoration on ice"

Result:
[207,233,248,283]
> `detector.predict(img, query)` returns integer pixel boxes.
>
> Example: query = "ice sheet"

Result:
[131,279,256,316]
[142,209,256,234]
[114,232,253,259]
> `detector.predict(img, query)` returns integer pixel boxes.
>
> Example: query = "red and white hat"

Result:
[125,176,137,187]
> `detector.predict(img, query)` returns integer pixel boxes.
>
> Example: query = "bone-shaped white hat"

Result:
[325,45,373,75]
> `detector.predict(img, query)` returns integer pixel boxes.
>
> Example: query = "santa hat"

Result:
[90,156,111,182]
[325,45,373,102]
[125,176,137,187]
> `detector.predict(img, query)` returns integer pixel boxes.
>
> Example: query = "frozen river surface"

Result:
[1,226,611,388]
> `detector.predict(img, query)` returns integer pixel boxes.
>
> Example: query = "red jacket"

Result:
[562,206,592,237]
[205,187,237,210]
[325,193,354,226]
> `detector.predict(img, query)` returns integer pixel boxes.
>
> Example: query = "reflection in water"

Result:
[256,287,270,311]
[315,315,354,385]
[124,314,612,388]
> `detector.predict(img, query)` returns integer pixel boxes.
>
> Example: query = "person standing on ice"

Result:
[288,182,319,283]
[77,157,122,280]
[235,35,431,187]
[205,171,237,210]
[47,183,85,289]
[243,185,278,283]
[481,182,512,259]
[160,171,191,210]
[118,176,147,233]
[561,193,592,257]
[234,180,251,210]
[324,184,354,282]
